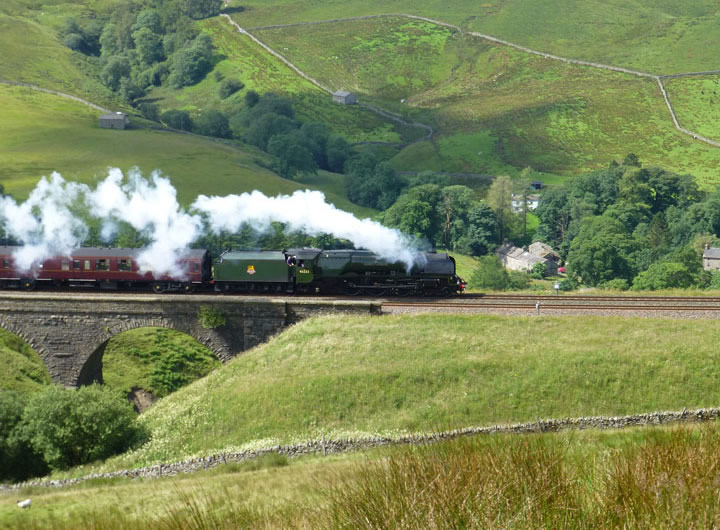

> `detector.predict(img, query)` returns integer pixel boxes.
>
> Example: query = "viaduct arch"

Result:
[0,293,380,387]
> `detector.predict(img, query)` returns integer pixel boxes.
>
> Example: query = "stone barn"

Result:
[332,91,357,105]
[99,112,129,130]
[703,245,720,271]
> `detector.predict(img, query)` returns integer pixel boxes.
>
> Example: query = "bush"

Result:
[508,271,531,290]
[632,262,696,291]
[0,392,48,482]
[218,78,244,99]
[600,279,630,291]
[161,109,193,131]
[194,109,231,138]
[244,90,260,107]
[138,102,160,121]
[20,385,146,470]
[529,262,546,279]
[469,256,509,290]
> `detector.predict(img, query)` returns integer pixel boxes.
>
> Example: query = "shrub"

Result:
[600,278,630,291]
[632,262,696,291]
[244,90,260,107]
[508,270,531,290]
[218,78,244,99]
[194,109,231,138]
[469,256,509,290]
[0,392,48,482]
[138,102,160,122]
[197,305,226,329]
[161,109,193,131]
[20,385,146,470]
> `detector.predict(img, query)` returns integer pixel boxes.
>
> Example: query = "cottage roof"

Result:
[99,112,127,120]
[333,91,352,97]
[703,247,720,259]
[529,241,560,260]
[497,243,547,266]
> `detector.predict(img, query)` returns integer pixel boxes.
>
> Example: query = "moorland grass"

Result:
[664,75,720,142]
[4,425,720,528]
[255,16,720,183]
[75,313,720,472]
[232,0,720,73]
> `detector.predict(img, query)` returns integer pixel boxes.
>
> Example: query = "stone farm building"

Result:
[703,245,720,271]
[332,91,357,105]
[497,241,560,275]
[99,112,129,130]
[511,194,540,213]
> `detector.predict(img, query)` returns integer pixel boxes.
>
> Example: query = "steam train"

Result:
[0,246,465,296]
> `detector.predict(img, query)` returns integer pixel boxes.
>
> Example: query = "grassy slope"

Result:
[145,18,411,145]
[0,84,375,216]
[91,313,720,470]
[102,328,220,398]
[233,0,720,73]
[257,17,720,184]
[0,328,51,393]
[2,424,720,528]
[665,75,720,142]
[0,0,121,108]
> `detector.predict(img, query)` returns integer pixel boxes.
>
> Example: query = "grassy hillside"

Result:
[4,424,720,528]
[232,0,720,73]
[83,312,720,471]
[0,84,375,216]
[665,75,720,142]
[257,17,720,183]
[0,328,51,393]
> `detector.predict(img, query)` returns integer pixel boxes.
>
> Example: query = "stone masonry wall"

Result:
[0,294,380,387]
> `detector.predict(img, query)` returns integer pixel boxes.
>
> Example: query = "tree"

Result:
[133,27,164,66]
[20,385,145,470]
[380,184,443,242]
[326,135,351,173]
[438,185,475,249]
[457,202,498,256]
[534,187,570,255]
[0,392,47,482]
[168,34,214,88]
[267,131,318,179]
[487,175,514,242]
[100,55,131,90]
[180,0,223,19]
[469,255,510,290]
[218,78,244,99]
[161,109,193,131]
[632,262,696,290]
[243,112,296,150]
[515,167,534,240]
[194,109,231,138]
[244,90,260,107]
[138,102,160,122]
[567,216,638,286]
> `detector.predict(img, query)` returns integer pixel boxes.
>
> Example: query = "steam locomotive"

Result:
[0,246,465,296]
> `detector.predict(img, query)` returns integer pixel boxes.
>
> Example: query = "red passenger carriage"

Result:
[0,246,211,292]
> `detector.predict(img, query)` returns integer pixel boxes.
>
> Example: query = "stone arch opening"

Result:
[0,322,52,392]
[82,326,221,407]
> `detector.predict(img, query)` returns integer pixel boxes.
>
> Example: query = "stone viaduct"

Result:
[0,293,381,387]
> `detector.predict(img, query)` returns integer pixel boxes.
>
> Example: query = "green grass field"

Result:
[52,312,720,473]
[0,84,375,216]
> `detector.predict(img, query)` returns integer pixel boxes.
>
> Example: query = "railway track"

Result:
[382,294,720,315]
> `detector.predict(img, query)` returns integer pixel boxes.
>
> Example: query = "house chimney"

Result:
[706,243,711,250]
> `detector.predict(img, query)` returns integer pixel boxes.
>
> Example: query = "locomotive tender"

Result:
[0,246,465,296]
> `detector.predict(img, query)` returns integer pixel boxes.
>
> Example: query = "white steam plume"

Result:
[192,190,424,267]
[0,173,88,271]
[85,169,203,277]
[0,169,424,274]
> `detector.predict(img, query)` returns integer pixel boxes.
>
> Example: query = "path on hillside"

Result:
[242,13,720,149]
[0,80,112,113]
[221,13,434,146]
[3,406,718,490]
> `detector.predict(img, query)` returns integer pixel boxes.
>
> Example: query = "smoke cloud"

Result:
[0,169,424,274]
[192,190,423,267]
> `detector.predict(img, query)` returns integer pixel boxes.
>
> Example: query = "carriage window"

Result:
[119,259,132,271]
[2,258,8,268]
[61,261,69,271]
[73,260,81,270]
[84,260,91,270]
[95,259,109,271]
[193,262,200,271]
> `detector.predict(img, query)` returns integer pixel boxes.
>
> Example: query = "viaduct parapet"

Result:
[0,293,380,387]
